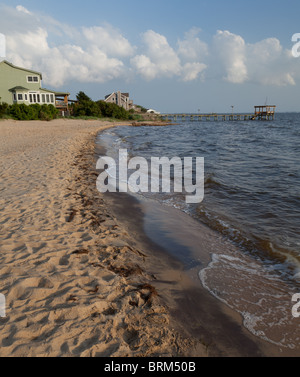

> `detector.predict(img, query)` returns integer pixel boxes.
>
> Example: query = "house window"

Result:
[46,94,50,103]
[18,94,23,101]
[37,94,40,103]
[13,93,17,101]
[24,94,28,101]
[29,94,33,103]
[50,94,54,103]
[42,94,45,103]
[27,76,39,83]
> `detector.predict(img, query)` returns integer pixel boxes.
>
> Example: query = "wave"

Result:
[199,252,300,349]
[204,174,222,188]
[195,205,300,281]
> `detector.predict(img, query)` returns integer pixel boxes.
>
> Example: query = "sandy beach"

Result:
[0,119,208,357]
[0,118,292,358]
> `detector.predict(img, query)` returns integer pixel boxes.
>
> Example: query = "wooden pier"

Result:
[162,105,276,122]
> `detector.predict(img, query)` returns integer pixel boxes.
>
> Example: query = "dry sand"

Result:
[0,119,206,357]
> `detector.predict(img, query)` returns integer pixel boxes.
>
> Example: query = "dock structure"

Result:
[162,105,276,122]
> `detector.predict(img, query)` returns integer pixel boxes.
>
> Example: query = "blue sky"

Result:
[1,0,300,112]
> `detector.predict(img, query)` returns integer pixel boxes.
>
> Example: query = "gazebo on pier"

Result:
[252,105,276,120]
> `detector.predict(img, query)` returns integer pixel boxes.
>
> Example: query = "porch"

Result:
[55,91,71,116]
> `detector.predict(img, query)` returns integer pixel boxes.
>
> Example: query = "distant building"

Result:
[104,91,134,111]
[0,60,70,115]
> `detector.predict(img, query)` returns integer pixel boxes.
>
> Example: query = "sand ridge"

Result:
[0,119,205,357]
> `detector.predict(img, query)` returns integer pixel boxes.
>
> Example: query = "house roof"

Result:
[37,88,70,96]
[105,92,130,100]
[9,86,70,96]
[9,86,29,92]
[0,60,43,79]
[53,90,70,96]
[105,93,114,100]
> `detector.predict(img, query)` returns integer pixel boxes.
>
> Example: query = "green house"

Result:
[0,60,70,113]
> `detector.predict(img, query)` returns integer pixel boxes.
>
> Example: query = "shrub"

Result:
[8,103,38,120]
[96,101,131,120]
[0,102,8,118]
[39,104,59,120]
[7,103,59,121]
[72,100,102,118]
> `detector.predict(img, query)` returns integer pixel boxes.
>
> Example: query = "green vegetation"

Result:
[135,105,148,113]
[76,91,92,102]
[70,92,135,120]
[0,102,58,121]
[0,102,8,118]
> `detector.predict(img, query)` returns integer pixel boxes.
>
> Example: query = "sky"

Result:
[1,0,300,113]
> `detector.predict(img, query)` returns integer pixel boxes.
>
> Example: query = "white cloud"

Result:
[131,29,207,81]
[211,30,298,87]
[132,30,181,80]
[16,5,32,15]
[181,62,207,82]
[0,4,299,88]
[5,27,51,73]
[213,30,248,84]
[82,25,135,57]
[0,4,40,34]
[38,46,119,87]
[178,27,209,62]
[246,38,296,86]
[8,27,49,56]
[7,28,126,87]
[130,54,157,81]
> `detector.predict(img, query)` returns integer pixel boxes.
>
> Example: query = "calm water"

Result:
[97,113,300,349]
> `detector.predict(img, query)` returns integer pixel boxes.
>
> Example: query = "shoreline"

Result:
[0,119,294,357]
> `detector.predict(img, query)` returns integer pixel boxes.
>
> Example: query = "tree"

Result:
[76,91,92,103]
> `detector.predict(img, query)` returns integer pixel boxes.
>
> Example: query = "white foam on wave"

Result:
[199,253,299,349]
